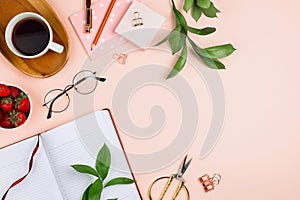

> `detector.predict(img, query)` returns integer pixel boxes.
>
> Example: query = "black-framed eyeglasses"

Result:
[43,70,106,119]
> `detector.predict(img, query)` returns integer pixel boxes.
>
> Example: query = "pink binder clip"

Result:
[113,53,128,65]
[199,173,221,192]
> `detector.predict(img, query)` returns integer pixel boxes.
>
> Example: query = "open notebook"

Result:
[0,110,141,200]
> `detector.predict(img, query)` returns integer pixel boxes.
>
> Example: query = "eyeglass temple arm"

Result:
[46,85,75,119]
[96,77,106,82]
[73,75,105,88]
[92,71,106,82]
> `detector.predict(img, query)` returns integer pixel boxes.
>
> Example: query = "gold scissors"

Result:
[148,155,192,200]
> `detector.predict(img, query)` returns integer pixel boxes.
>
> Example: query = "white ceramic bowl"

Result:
[0,83,32,130]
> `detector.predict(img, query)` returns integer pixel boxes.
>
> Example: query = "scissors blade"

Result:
[178,155,192,176]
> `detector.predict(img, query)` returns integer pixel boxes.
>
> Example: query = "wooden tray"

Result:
[0,0,70,78]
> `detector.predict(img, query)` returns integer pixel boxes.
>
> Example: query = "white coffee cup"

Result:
[5,12,64,59]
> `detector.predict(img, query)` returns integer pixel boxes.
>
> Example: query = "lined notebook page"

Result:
[0,137,63,200]
[41,110,141,200]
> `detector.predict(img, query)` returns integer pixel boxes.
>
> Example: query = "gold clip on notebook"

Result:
[115,1,165,49]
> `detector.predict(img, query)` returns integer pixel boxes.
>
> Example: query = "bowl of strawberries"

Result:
[0,83,31,129]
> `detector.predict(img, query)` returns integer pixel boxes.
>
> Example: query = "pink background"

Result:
[1,0,300,199]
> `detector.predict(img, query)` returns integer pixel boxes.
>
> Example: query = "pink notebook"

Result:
[69,0,134,58]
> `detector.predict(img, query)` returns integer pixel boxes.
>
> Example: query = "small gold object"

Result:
[199,173,221,192]
[113,53,128,65]
[132,12,143,27]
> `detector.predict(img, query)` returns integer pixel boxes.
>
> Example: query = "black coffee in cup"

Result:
[12,18,50,56]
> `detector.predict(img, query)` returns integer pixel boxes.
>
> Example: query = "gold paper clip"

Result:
[113,53,128,65]
[199,173,221,192]
[132,12,143,27]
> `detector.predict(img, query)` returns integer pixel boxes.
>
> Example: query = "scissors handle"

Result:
[172,181,184,200]
[148,176,190,200]
[148,176,172,200]
[160,176,174,199]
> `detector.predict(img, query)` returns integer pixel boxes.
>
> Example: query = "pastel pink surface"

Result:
[0,0,300,200]
[69,0,133,56]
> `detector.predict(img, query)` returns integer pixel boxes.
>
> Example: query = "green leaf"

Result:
[202,2,220,18]
[71,165,99,177]
[205,44,236,59]
[196,0,211,9]
[174,10,188,32]
[82,184,92,200]
[104,177,135,188]
[155,32,172,46]
[192,4,202,22]
[167,43,187,79]
[96,144,111,181]
[168,27,186,54]
[183,0,193,12]
[201,56,226,69]
[88,179,103,200]
[175,14,181,27]
[188,37,225,69]
[188,26,216,35]
[171,0,188,32]
[188,38,211,58]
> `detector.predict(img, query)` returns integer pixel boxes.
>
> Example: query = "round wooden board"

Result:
[0,0,70,78]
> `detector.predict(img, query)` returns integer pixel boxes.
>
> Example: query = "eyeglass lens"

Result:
[44,89,70,113]
[73,70,98,95]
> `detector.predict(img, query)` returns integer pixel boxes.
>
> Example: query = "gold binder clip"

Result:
[132,12,143,27]
[113,53,128,65]
[199,173,221,192]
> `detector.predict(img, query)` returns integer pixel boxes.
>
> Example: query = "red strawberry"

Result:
[11,111,27,127]
[10,86,21,98]
[1,97,14,112]
[15,92,30,113]
[0,114,13,128]
[0,84,11,97]
[0,111,2,121]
